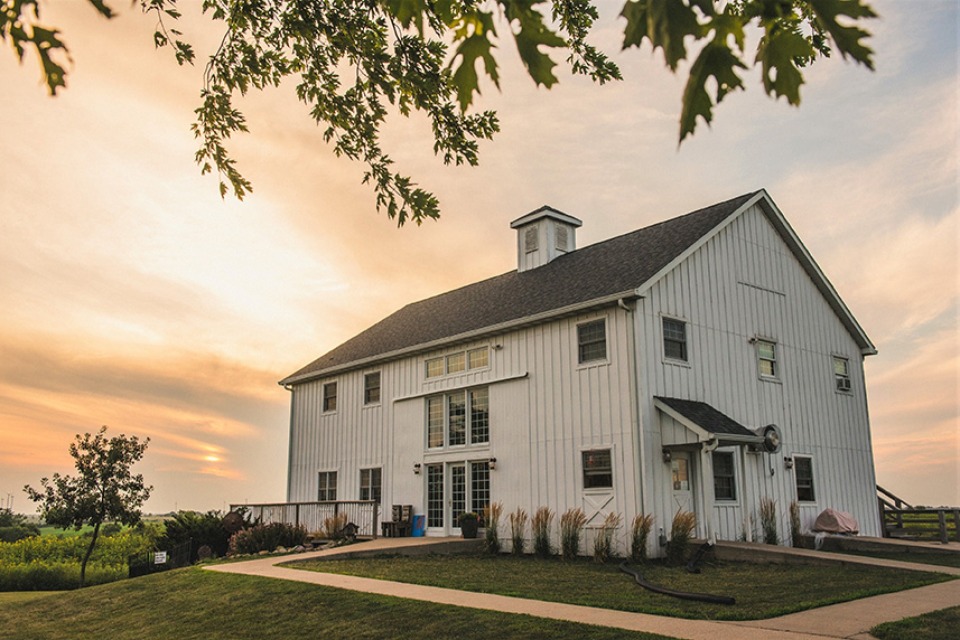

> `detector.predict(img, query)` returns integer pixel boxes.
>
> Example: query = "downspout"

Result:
[619,295,649,525]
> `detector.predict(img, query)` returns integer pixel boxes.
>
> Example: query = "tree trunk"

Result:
[80,521,101,588]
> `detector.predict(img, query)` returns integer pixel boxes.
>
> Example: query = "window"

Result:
[426,387,490,449]
[446,352,466,374]
[425,347,490,378]
[322,381,338,412]
[833,356,851,392]
[317,471,337,501]
[582,449,612,489]
[359,468,381,502]
[577,319,607,364]
[756,339,778,378]
[663,317,688,361]
[470,461,490,516]
[363,372,381,405]
[467,347,489,369]
[713,452,736,501]
[795,456,815,502]
[426,464,444,528]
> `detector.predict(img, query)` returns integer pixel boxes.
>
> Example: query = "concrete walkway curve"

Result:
[206,537,960,640]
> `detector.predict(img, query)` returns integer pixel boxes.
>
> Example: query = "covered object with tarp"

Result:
[813,508,860,534]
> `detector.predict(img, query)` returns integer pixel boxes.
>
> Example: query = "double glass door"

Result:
[426,460,490,534]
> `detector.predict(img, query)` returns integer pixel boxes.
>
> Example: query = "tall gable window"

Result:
[833,356,851,393]
[756,339,778,379]
[713,451,736,501]
[364,372,381,405]
[426,387,490,449]
[359,468,381,502]
[795,456,815,502]
[663,318,688,361]
[322,381,338,412]
[317,471,337,501]
[425,347,490,379]
[577,319,607,364]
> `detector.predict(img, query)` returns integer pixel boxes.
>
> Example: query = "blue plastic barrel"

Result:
[411,514,426,537]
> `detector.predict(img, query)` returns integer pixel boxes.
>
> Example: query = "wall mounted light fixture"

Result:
[662,448,672,463]
[784,457,794,470]
[413,463,421,475]
[488,457,497,470]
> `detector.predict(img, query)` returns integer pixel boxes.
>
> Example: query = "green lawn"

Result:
[287,553,953,621]
[871,605,960,640]
[0,592,57,605]
[0,568,672,640]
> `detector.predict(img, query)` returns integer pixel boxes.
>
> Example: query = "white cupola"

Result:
[509,205,582,273]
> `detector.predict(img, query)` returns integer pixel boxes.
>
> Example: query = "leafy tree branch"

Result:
[3,0,876,225]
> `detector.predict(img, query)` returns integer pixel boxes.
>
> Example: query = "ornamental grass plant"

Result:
[531,507,553,558]
[667,510,696,565]
[508,507,527,555]
[629,513,654,563]
[483,502,502,554]
[760,497,779,545]
[789,501,802,548]
[593,512,621,563]
[559,508,587,560]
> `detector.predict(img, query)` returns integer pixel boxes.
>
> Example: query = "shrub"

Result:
[508,507,527,555]
[789,500,802,547]
[531,507,553,558]
[483,502,502,554]
[559,508,587,560]
[760,497,779,545]
[228,522,308,555]
[593,512,621,563]
[0,526,40,543]
[629,513,654,563]
[667,510,696,565]
[157,510,232,561]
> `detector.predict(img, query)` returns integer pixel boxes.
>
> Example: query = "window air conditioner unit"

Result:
[836,378,851,392]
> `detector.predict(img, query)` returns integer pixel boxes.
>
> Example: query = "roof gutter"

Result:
[280,288,644,386]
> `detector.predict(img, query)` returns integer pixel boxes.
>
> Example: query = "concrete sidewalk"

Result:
[206,538,960,640]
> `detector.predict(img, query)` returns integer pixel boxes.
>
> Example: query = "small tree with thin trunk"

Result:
[24,426,152,587]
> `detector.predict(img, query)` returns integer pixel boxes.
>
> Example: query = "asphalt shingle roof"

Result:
[654,396,758,438]
[282,192,758,384]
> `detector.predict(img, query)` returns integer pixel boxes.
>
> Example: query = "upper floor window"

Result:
[582,449,613,489]
[359,467,382,502]
[833,356,851,393]
[322,381,338,412]
[427,387,489,449]
[794,456,815,502]
[425,347,490,379]
[363,372,381,405]
[756,339,778,379]
[713,451,736,501]
[318,471,337,501]
[577,319,607,364]
[663,317,688,362]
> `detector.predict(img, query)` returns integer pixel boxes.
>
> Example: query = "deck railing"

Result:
[231,501,380,538]
[877,486,959,543]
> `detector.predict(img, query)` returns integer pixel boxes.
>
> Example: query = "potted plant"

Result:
[459,512,480,539]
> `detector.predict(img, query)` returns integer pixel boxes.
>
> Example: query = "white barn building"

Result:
[280,190,881,553]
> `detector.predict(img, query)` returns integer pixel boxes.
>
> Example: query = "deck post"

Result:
[953,509,960,542]
[938,510,948,544]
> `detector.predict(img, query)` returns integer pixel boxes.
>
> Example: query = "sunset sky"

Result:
[1,0,956,514]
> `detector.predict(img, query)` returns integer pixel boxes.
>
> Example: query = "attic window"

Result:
[577,319,607,364]
[555,225,568,252]
[524,227,539,253]
[426,347,490,378]
[833,356,851,393]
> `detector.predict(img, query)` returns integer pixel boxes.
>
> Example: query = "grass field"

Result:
[871,605,960,640]
[828,548,960,568]
[0,568,672,640]
[288,553,954,621]
[0,592,57,605]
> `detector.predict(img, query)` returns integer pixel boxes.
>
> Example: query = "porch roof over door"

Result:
[654,396,763,448]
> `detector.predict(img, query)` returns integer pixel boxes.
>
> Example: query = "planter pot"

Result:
[461,519,479,539]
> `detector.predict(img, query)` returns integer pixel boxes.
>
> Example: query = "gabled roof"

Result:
[654,396,761,441]
[281,190,875,385]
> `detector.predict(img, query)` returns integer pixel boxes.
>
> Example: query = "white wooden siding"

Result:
[637,203,879,541]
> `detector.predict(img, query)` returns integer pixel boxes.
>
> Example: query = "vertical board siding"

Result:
[639,204,879,541]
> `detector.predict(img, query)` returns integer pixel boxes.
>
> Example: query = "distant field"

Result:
[38,526,93,538]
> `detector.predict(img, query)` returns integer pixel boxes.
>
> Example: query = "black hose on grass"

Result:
[618,562,736,605]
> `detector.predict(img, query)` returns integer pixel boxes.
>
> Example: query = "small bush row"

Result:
[227,522,308,555]
[0,560,126,591]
